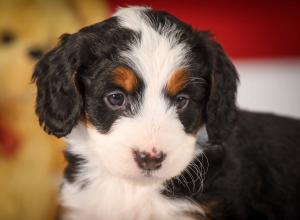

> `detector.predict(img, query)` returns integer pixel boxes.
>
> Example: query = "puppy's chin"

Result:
[121,173,166,186]
[103,165,171,186]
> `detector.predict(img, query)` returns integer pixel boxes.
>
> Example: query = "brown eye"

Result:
[175,94,189,111]
[104,91,126,110]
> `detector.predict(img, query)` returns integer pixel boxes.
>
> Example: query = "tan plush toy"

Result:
[0,0,108,219]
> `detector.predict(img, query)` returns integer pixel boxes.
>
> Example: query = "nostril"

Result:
[133,149,166,171]
[139,151,149,160]
[133,150,149,163]
[154,151,166,163]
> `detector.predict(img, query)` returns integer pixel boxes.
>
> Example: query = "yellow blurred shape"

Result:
[0,0,108,219]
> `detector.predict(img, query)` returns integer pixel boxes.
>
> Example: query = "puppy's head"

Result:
[32,7,238,184]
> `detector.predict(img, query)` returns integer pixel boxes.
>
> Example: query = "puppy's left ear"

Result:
[205,38,239,145]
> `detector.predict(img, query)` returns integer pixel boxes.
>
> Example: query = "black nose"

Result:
[133,149,166,171]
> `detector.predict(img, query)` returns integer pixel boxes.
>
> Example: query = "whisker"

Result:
[180,174,192,193]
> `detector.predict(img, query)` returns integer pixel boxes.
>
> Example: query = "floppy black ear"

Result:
[32,34,83,137]
[206,40,239,145]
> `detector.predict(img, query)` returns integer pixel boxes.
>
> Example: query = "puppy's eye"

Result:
[104,91,126,110]
[175,94,189,111]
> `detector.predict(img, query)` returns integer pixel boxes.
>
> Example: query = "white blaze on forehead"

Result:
[113,6,151,31]
[114,7,190,117]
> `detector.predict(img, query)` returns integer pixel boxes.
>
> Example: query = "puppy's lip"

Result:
[141,169,159,177]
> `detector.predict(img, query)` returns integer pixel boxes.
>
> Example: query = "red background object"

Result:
[0,120,20,157]
[109,0,300,59]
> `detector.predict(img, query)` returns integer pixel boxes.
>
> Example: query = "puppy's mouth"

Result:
[122,170,165,186]
[141,169,158,177]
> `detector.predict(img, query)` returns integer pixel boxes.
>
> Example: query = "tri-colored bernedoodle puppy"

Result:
[32,6,300,220]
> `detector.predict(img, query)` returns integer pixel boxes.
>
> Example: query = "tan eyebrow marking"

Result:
[112,66,138,93]
[166,68,189,96]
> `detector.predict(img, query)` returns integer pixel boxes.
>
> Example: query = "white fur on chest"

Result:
[61,176,203,220]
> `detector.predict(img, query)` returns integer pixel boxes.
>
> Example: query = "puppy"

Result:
[32,6,300,220]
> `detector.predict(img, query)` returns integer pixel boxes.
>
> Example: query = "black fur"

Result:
[32,7,300,220]
[64,150,87,184]
[205,39,238,145]
[165,111,300,220]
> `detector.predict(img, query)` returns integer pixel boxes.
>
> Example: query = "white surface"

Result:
[235,58,300,119]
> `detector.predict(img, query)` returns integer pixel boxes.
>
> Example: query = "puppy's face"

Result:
[83,65,203,182]
[33,7,238,184]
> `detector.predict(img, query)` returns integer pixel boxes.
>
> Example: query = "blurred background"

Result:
[0,0,299,219]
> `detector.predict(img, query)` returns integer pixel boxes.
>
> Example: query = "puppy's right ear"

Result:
[32,34,83,137]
